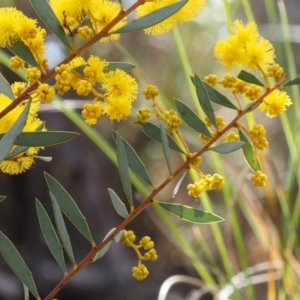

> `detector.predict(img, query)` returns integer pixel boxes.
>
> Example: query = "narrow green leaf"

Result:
[237,70,264,86]
[106,62,135,73]
[0,196,6,203]
[50,193,76,266]
[30,0,71,48]
[283,74,300,87]
[173,170,188,198]
[0,73,14,98]
[114,230,124,243]
[116,133,133,208]
[93,228,115,261]
[36,199,66,273]
[138,122,184,153]
[0,231,39,298]
[0,101,30,162]
[210,141,245,154]
[35,122,46,132]
[194,74,217,127]
[238,129,262,172]
[35,156,53,162]
[9,41,37,67]
[107,188,129,218]
[160,124,172,175]
[94,242,112,261]
[4,146,29,159]
[45,173,94,244]
[202,81,238,110]
[114,0,188,33]
[23,284,29,300]
[0,131,79,147]
[93,229,125,261]
[112,131,153,186]
[174,99,211,136]
[157,202,224,224]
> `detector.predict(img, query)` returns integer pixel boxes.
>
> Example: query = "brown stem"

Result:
[43,75,287,299]
[0,0,145,120]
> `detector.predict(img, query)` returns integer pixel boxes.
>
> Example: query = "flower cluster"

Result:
[163,109,182,130]
[50,0,126,43]
[187,174,225,198]
[136,0,206,35]
[0,8,46,67]
[251,170,267,187]
[121,230,158,281]
[198,114,225,144]
[136,108,152,124]
[143,85,159,100]
[214,20,275,72]
[249,124,269,151]
[224,132,240,142]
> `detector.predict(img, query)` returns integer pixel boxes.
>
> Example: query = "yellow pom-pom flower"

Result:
[11,82,27,97]
[136,0,206,35]
[0,94,45,175]
[214,20,275,71]
[215,36,246,69]
[102,69,138,103]
[0,7,26,47]
[259,90,292,118]
[245,37,275,70]
[91,0,127,42]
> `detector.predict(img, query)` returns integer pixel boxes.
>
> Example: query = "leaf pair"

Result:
[109,132,153,214]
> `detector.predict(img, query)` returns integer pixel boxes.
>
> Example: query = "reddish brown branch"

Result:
[43,75,287,299]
